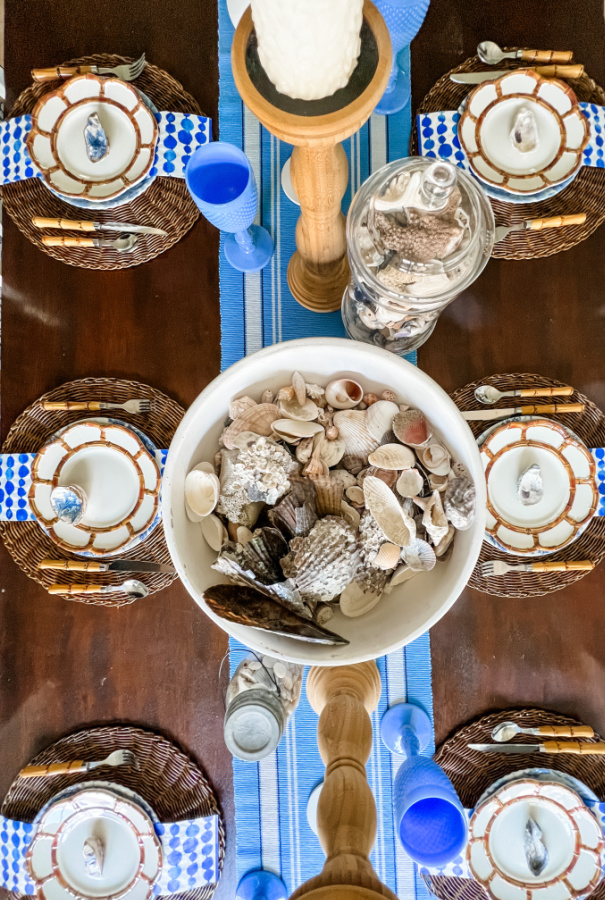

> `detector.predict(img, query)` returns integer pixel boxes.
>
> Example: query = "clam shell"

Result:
[314,432,345,468]
[185,467,220,520]
[229,395,257,419]
[401,538,436,572]
[392,409,431,448]
[372,542,401,570]
[363,476,416,547]
[345,485,365,506]
[414,490,449,545]
[201,514,228,551]
[313,474,344,517]
[340,581,382,618]
[222,403,281,450]
[368,443,416,471]
[444,475,476,530]
[278,397,319,422]
[396,468,424,498]
[324,378,364,410]
[418,442,451,476]
[366,400,399,442]
[236,526,254,545]
[333,409,380,473]
[272,419,324,443]
[292,371,307,406]
[340,500,361,529]
[385,564,418,592]
[332,470,357,489]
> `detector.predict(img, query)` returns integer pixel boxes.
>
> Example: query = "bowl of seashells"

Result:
[162,338,486,665]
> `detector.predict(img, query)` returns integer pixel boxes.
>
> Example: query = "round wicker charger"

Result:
[2,724,225,900]
[424,708,605,900]
[0,377,184,607]
[451,373,605,598]
[3,54,205,270]
[411,54,605,259]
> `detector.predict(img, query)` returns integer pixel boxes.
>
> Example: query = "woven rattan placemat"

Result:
[411,55,605,260]
[2,724,225,900]
[0,377,184,607]
[3,54,204,270]
[425,708,605,900]
[451,373,605,598]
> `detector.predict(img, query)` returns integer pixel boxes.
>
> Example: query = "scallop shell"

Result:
[229,395,257,420]
[222,403,281,449]
[333,409,380,472]
[339,581,382,618]
[414,490,449,545]
[372,542,401,570]
[281,516,360,602]
[385,564,418,592]
[396,468,424,498]
[324,378,364,410]
[313,474,344,517]
[201,514,228,551]
[272,419,324,443]
[418,442,451,476]
[278,397,319,422]
[444,476,476,530]
[314,432,345,468]
[340,500,361,529]
[292,371,307,406]
[363,476,416,547]
[345,485,365,506]
[185,467,220,521]
[392,409,431,448]
[401,538,436,572]
[435,524,456,558]
[366,400,399,442]
[368,443,416,471]
[332,470,357,489]
[213,544,311,618]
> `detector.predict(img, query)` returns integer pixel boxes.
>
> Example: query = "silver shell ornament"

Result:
[517,463,544,506]
[83,113,109,163]
[82,836,105,878]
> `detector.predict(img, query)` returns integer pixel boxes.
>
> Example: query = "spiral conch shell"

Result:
[222,403,280,449]
[324,378,364,410]
[185,463,220,521]
[363,476,415,547]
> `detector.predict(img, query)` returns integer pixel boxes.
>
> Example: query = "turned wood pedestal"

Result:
[232,4,391,313]
[291,662,397,900]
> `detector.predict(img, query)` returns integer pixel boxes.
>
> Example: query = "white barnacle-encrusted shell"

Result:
[368,443,416,471]
[324,378,364,410]
[271,419,324,443]
[414,490,449,545]
[340,580,382,618]
[278,397,319,422]
[229,395,258,419]
[372,542,401,570]
[281,516,360,602]
[365,400,399,441]
[401,538,436,572]
[396,468,424,498]
[363,476,416,547]
[185,465,220,521]
[333,409,379,470]
[418,441,451,476]
[222,403,281,449]
[201,513,229,551]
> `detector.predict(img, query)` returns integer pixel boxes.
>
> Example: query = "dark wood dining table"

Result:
[2,1,605,897]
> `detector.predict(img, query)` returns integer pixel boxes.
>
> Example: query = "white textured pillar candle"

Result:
[250,0,364,101]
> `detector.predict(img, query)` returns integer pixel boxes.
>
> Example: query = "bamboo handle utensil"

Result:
[541,741,605,754]
[518,403,585,413]
[41,401,105,411]
[20,761,87,777]
[520,50,574,64]
[533,63,583,78]
[34,218,98,232]
[531,561,595,572]
[528,214,586,230]
[31,65,93,82]
[49,584,110,594]
[41,559,115,572]
[515,386,575,396]
[42,236,97,248]
[538,726,595,737]
[462,402,585,420]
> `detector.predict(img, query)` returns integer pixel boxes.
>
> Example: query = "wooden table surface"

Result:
[2,1,605,897]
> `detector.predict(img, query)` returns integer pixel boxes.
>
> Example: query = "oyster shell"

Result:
[372,542,401,570]
[324,378,364,410]
[418,442,451,476]
[444,475,476,530]
[401,538,436,572]
[313,474,344,517]
[229,395,257,419]
[281,516,360,602]
[201,513,229,551]
[368,443,416,471]
[363,476,416,547]
[84,113,109,163]
[511,106,538,153]
[366,400,399,442]
[185,466,220,521]
[222,403,281,449]
[83,836,104,878]
[271,419,323,443]
[212,547,310,618]
[396,468,424,498]
[517,464,543,506]
[414,490,449,545]
[392,409,431,447]
[340,581,382,618]
[278,397,319,422]
[333,409,380,472]
[204,584,349,645]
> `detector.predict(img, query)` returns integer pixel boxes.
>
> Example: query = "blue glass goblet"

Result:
[185,141,274,272]
[381,702,468,868]
[374,0,431,116]
[236,870,288,900]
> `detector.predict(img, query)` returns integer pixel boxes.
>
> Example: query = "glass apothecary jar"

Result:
[343,157,495,354]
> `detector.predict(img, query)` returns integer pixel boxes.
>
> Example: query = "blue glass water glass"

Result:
[374,0,431,115]
[236,870,288,900]
[185,141,274,272]
[381,702,468,868]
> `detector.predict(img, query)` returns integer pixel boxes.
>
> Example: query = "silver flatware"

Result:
[41,398,151,413]
[32,54,146,84]
[33,216,167,237]
[461,403,585,421]
[474,383,575,404]
[451,64,583,84]
[469,741,605,755]
[49,579,150,600]
[491,721,595,742]
[41,234,139,253]
[479,559,595,578]
[40,558,175,575]
[477,41,573,66]
[20,748,138,778]
[495,214,586,243]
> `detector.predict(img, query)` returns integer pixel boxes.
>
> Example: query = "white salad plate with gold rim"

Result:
[479,417,597,556]
[458,69,589,195]
[29,419,161,557]
[27,74,158,202]
[26,786,162,900]
[467,778,603,900]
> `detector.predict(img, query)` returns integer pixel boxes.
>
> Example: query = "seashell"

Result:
[305,383,326,401]
[313,474,344,517]
[229,395,257,419]
[212,545,311,618]
[357,466,399,490]
[84,113,109,164]
[414,490,449,545]
[314,432,345,468]
[292,371,307,407]
[381,390,397,402]
[201,514,229,551]
[418,442,451,476]
[271,419,323,443]
[396,468,424,498]
[444,475,475,530]
[363,393,378,406]
[333,409,380,472]
[83,836,104,878]
[340,500,361,529]
[281,516,360,602]
[366,400,399,442]
[315,603,335,626]
[232,430,268,451]
[303,449,330,479]
[242,527,290,584]
[185,467,220,521]
[325,378,364,410]
[278,396,319,422]
[401,538,436,572]
[429,472,450,492]
[325,426,340,441]
[511,106,538,153]
[435,524,456,558]
[372,542,401,570]
[295,436,315,463]
[368,443,416,471]
[317,407,335,428]
[222,403,281,449]
[385,564,418,592]
[276,385,295,401]
[392,409,431,448]
[332,470,357,489]
[261,389,274,404]
[268,478,318,539]
[204,584,348,645]
[236,526,254,545]
[345,485,365,506]
[340,581,382,618]
[363,476,416,547]
[517,464,543,507]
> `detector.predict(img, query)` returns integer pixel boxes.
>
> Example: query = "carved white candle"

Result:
[250,0,364,101]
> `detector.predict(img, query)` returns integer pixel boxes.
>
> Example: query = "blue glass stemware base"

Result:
[380,702,432,757]
[374,69,411,116]
[236,870,288,900]
[224,225,274,273]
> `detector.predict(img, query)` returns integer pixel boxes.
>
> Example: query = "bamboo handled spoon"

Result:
[491,721,595,742]
[474,384,575,404]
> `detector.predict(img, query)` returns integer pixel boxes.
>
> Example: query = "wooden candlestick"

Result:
[232,3,391,313]
[290,662,397,900]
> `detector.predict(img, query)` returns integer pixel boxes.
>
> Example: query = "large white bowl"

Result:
[162,338,486,666]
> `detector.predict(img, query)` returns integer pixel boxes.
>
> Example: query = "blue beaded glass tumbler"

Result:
[236,871,288,900]
[374,0,431,115]
[380,703,468,868]
[185,141,274,272]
